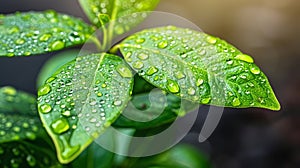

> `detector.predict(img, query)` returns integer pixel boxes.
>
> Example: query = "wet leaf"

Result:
[37,53,133,163]
[113,89,199,129]
[0,141,62,168]
[0,86,45,143]
[79,0,160,27]
[124,144,211,168]
[119,26,280,110]
[0,11,95,57]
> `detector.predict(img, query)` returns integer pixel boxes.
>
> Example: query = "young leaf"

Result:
[119,26,281,111]
[37,53,133,163]
[0,141,62,168]
[113,89,199,129]
[0,11,95,57]
[0,86,45,143]
[78,0,160,27]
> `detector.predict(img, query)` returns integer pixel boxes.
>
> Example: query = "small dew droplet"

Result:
[235,54,254,63]
[39,104,52,114]
[116,65,133,78]
[38,84,51,96]
[201,97,211,104]
[196,79,204,86]
[206,36,217,44]
[133,61,144,69]
[136,38,145,44]
[26,155,36,167]
[137,53,149,60]
[232,98,241,107]
[188,87,196,95]
[113,100,122,106]
[175,71,186,79]
[2,86,16,96]
[158,41,168,49]
[50,40,65,51]
[146,66,158,76]
[250,66,261,75]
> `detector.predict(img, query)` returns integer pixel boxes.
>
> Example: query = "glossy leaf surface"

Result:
[0,11,95,57]
[79,0,160,27]
[119,26,280,110]
[0,86,44,143]
[37,53,133,163]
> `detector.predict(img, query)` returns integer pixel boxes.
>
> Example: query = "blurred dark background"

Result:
[0,0,299,167]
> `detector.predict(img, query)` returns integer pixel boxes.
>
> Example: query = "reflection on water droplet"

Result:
[232,98,241,107]
[38,84,51,96]
[188,87,196,95]
[206,36,217,44]
[116,65,132,78]
[158,41,168,49]
[227,60,233,65]
[39,104,52,113]
[50,40,65,51]
[137,53,149,60]
[250,66,261,75]
[196,79,204,86]
[133,61,144,69]
[51,118,70,134]
[62,111,71,117]
[167,80,180,93]
[235,54,254,63]
[146,66,158,76]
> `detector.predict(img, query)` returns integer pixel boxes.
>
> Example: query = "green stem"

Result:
[89,35,102,51]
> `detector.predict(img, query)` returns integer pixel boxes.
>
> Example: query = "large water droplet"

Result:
[116,64,132,78]
[201,97,211,104]
[136,38,145,44]
[250,66,261,75]
[50,40,65,51]
[235,54,254,63]
[206,36,217,44]
[133,61,144,69]
[137,53,149,60]
[158,41,168,49]
[167,80,180,93]
[51,118,70,134]
[26,155,36,167]
[38,84,51,96]
[232,98,241,107]
[39,34,52,42]
[146,66,158,76]
[39,104,52,114]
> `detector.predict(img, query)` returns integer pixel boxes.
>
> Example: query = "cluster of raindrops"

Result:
[0,142,55,167]
[0,86,41,142]
[120,26,275,108]
[37,53,133,160]
[0,11,94,57]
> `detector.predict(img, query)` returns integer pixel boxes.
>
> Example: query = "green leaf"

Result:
[37,50,79,88]
[0,141,62,168]
[124,144,211,168]
[37,53,133,163]
[79,0,160,27]
[71,142,114,168]
[0,86,45,143]
[113,89,199,129]
[0,11,95,57]
[119,26,281,110]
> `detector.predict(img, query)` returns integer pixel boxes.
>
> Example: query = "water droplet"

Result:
[227,60,233,65]
[0,147,4,154]
[199,49,206,55]
[62,111,71,117]
[39,34,52,42]
[39,104,52,113]
[137,53,149,60]
[25,132,36,140]
[232,98,241,106]
[188,87,196,95]
[116,65,132,78]
[146,66,158,76]
[167,80,180,93]
[158,41,168,49]
[12,148,20,156]
[97,92,103,97]
[133,61,144,69]
[13,127,20,132]
[175,71,185,79]
[6,122,12,128]
[136,38,145,44]
[9,26,19,34]
[196,79,204,86]
[26,155,36,167]
[2,86,16,95]
[201,97,211,104]
[113,100,122,106]
[15,38,25,45]
[115,25,124,35]
[50,40,65,51]
[125,52,132,59]
[235,54,254,63]
[51,118,70,134]
[206,36,217,44]
[38,84,51,96]
[101,84,107,88]
[250,66,261,75]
